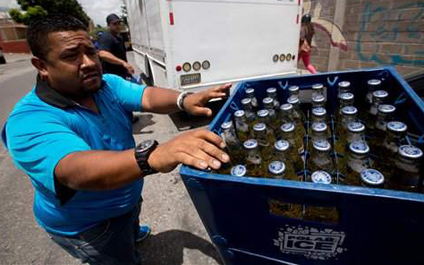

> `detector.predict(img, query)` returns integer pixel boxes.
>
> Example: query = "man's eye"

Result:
[63,54,78,60]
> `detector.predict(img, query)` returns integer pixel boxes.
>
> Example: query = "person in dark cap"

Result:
[98,13,134,79]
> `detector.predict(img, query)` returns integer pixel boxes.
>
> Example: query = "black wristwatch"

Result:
[134,140,159,176]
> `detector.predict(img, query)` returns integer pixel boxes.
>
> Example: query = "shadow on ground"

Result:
[133,114,156,135]
[137,230,223,265]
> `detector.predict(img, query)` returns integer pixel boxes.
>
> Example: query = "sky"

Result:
[0,0,122,26]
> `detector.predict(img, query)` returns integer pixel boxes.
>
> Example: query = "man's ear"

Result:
[31,57,48,80]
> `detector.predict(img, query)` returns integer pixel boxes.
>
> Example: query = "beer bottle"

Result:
[391,145,423,192]
[309,122,330,153]
[280,122,305,155]
[311,107,331,137]
[245,87,259,111]
[334,92,354,123]
[361,169,385,188]
[340,141,371,186]
[334,106,358,153]
[312,94,326,109]
[366,90,389,134]
[273,140,300,179]
[312,83,324,97]
[241,98,256,126]
[369,104,396,152]
[266,87,281,110]
[234,110,251,142]
[262,97,279,132]
[304,170,339,223]
[338,81,351,96]
[289,85,300,98]
[334,121,365,157]
[268,160,286,179]
[364,79,382,110]
[243,139,265,177]
[307,139,335,175]
[281,103,306,141]
[231,164,247,177]
[220,121,243,165]
[253,123,275,163]
[257,109,270,125]
[287,95,306,124]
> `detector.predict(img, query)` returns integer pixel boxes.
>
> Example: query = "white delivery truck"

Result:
[125,0,302,90]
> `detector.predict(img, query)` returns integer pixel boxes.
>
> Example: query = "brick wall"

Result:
[302,0,424,76]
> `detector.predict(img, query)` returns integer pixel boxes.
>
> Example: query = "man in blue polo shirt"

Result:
[1,16,230,265]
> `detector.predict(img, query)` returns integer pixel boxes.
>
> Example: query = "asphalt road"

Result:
[0,53,222,265]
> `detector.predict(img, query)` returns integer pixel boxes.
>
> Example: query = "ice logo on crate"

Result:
[273,225,347,260]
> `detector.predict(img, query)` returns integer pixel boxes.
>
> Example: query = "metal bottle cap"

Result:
[268,161,286,175]
[244,139,258,149]
[311,170,332,184]
[338,81,351,88]
[387,121,407,132]
[398,145,423,159]
[289,85,299,92]
[312,83,324,90]
[361,169,384,186]
[263,97,274,105]
[313,139,331,151]
[287,95,299,104]
[368,79,381,86]
[280,103,293,111]
[275,140,290,151]
[267,87,277,94]
[221,121,233,130]
[312,122,328,133]
[349,141,370,154]
[234,110,245,118]
[373,90,389,99]
[338,92,354,100]
[312,94,326,103]
[347,122,365,133]
[312,107,326,116]
[231,165,247,177]
[253,123,267,132]
[280,123,295,133]
[241,98,252,105]
[378,104,396,114]
[257,109,269,117]
[245,88,254,95]
[341,106,358,115]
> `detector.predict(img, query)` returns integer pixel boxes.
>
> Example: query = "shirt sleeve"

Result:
[103,74,146,112]
[3,110,91,195]
[98,33,114,53]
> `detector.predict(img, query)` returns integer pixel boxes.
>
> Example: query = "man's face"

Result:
[38,30,103,98]
[108,20,122,34]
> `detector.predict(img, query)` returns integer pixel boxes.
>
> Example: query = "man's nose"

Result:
[82,54,96,68]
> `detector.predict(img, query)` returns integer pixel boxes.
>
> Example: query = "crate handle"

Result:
[230,102,238,112]
[394,92,407,105]
[419,135,424,145]
[327,76,339,87]
[278,81,289,90]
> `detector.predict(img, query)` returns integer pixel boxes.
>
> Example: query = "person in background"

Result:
[98,13,134,79]
[0,46,6,64]
[298,14,317,74]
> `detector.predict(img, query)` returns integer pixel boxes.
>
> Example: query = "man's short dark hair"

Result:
[27,15,88,60]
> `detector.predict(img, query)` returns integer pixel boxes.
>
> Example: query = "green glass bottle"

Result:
[338,81,351,96]
[280,122,305,155]
[234,110,251,143]
[266,87,281,110]
[262,97,279,132]
[273,140,301,178]
[281,103,306,141]
[309,122,330,153]
[220,121,243,166]
[311,107,331,137]
[334,92,354,123]
[241,98,256,126]
[312,83,324,98]
[364,79,381,110]
[334,106,358,155]
[312,94,326,109]
[289,85,300,98]
[361,169,385,189]
[366,90,389,134]
[253,123,275,163]
[287,95,306,124]
[391,145,423,192]
[245,87,259,111]
[334,121,365,157]
[243,139,265,177]
[231,164,247,177]
[267,160,286,179]
[340,141,372,186]
[307,139,335,175]
[369,104,396,152]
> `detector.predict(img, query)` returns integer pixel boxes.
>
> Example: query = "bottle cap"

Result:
[280,123,295,133]
[267,87,277,94]
[312,122,328,133]
[312,83,324,90]
[312,107,326,117]
[268,161,286,175]
[341,106,358,115]
[378,104,396,114]
[231,165,247,177]
[372,90,389,99]
[287,95,299,104]
[257,109,269,118]
[289,85,299,92]
[243,139,258,149]
[241,98,252,105]
[398,145,423,159]
[347,122,365,133]
[234,110,245,118]
[368,79,381,86]
[387,121,407,133]
[275,140,290,151]
[253,123,267,132]
[245,88,254,95]
[338,92,354,101]
[221,121,233,130]
[311,170,332,184]
[313,139,331,151]
[263,97,274,105]
[349,141,370,154]
[338,81,351,88]
[312,94,326,103]
[361,169,384,186]
[280,103,293,111]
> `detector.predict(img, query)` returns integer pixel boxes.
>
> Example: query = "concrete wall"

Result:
[302,0,424,76]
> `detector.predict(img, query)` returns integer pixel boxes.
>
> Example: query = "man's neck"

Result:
[74,96,100,114]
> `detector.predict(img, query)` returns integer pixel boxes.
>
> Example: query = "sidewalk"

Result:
[3,53,32,63]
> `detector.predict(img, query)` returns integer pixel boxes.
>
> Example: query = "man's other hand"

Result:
[183,83,232,117]
[147,130,229,173]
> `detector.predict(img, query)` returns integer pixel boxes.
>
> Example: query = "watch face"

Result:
[138,140,155,153]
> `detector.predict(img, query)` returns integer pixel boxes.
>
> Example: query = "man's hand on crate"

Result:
[183,83,232,117]
[147,129,230,173]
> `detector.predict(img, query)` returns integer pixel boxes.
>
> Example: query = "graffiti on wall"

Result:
[357,2,424,66]
[303,1,348,51]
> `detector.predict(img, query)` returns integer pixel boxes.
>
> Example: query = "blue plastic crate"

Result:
[180,67,424,265]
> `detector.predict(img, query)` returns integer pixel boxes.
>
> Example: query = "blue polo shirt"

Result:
[1,74,146,236]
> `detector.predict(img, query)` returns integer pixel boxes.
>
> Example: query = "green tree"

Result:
[9,0,90,26]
